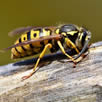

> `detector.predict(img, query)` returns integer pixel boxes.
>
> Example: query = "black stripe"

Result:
[12,53,17,58]
[15,47,21,54]
[21,46,27,51]
[27,32,31,40]
[40,41,45,46]
[36,28,42,32]
[19,38,21,43]
[27,32,35,49]
[30,44,34,48]
[81,32,87,46]
[19,38,27,51]
[50,30,52,35]
[48,39,52,43]
[49,29,52,35]
[50,40,59,53]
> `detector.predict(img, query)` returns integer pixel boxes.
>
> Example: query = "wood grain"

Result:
[0,41,102,102]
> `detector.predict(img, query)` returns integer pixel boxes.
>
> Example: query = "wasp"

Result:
[5,24,91,80]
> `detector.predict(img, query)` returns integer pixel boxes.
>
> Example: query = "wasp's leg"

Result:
[22,43,52,80]
[65,38,79,53]
[57,40,76,64]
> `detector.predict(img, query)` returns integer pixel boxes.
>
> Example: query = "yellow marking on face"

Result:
[67,31,78,36]
[79,33,83,41]
[85,36,89,41]
[78,32,81,37]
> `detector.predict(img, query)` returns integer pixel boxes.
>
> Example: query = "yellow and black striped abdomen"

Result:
[11,28,52,59]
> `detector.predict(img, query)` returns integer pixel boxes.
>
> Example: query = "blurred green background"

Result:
[0,0,102,65]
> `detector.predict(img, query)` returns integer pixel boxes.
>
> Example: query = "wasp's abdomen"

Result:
[11,28,52,59]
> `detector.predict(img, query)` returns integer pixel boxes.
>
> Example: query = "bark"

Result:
[0,41,102,102]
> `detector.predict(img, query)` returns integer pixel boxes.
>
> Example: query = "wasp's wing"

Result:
[8,26,56,37]
[3,34,62,51]
[8,26,43,37]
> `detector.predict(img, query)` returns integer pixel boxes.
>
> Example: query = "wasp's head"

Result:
[55,24,91,59]
[55,24,91,48]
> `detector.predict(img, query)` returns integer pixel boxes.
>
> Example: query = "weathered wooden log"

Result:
[0,41,102,102]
